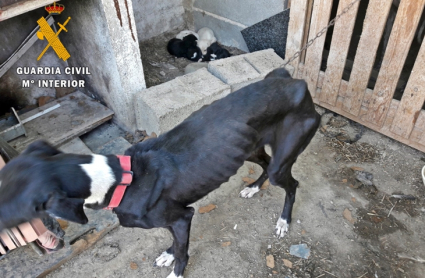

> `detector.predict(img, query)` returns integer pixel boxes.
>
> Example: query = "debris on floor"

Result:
[198,204,217,214]
[139,29,245,88]
[266,254,275,268]
[289,244,310,259]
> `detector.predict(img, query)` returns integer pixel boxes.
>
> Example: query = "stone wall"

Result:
[133,0,186,41]
[192,0,288,51]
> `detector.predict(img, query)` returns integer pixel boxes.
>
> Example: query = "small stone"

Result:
[221,241,231,247]
[343,208,356,224]
[355,171,374,186]
[130,262,138,270]
[199,204,216,214]
[266,255,275,268]
[289,244,310,259]
[282,259,293,268]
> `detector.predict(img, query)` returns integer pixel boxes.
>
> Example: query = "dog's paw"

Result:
[239,186,260,198]
[166,270,183,278]
[154,251,175,267]
[275,218,289,238]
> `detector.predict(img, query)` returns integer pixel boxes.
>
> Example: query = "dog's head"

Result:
[197,40,210,55]
[0,141,88,231]
[186,46,203,62]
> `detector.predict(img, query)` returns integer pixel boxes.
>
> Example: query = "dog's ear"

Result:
[21,140,62,157]
[44,191,88,224]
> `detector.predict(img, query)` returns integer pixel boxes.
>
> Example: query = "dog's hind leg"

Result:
[268,115,319,238]
[156,207,195,278]
[240,147,270,198]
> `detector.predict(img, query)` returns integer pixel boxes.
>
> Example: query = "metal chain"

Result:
[284,0,362,66]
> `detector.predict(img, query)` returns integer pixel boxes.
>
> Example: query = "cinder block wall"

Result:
[192,0,288,51]
[133,0,186,41]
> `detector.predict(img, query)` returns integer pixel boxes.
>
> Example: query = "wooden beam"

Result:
[342,0,392,116]
[390,38,425,138]
[303,0,333,98]
[285,0,309,75]
[9,91,114,152]
[0,15,54,78]
[319,0,360,106]
[0,0,58,21]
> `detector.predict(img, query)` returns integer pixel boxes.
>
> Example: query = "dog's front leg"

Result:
[157,207,195,278]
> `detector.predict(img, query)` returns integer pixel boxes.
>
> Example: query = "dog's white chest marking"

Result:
[80,155,116,206]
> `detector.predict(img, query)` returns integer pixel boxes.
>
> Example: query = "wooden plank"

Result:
[342,0,392,116]
[410,127,423,143]
[303,0,333,98]
[0,0,58,21]
[390,38,425,138]
[0,16,54,78]
[8,91,114,152]
[319,0,360,106]
[299,0,314,64]
[365,0,425,127]
[285,0,309,74]
[414,110,425,131]
[317,71,325,89]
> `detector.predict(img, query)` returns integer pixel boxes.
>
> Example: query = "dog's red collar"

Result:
[103,155,133,210]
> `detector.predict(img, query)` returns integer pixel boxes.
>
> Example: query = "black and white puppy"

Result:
[167,35,203,62]
[182,34,202,62]
[167,38,188,58]
[0,68,320,278]
[203,42,231,61]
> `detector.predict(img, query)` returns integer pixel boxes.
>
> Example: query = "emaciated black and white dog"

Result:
[0,68,320,278]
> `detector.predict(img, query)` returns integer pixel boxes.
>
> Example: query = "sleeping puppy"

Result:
[197,27,217,55]
[203,42,231,61]
[176,30,199,40]
[0,68,320,278]
[186,46,202,62]
[167,38,187,58]
[168,35,203,62]
[183,35,203,62]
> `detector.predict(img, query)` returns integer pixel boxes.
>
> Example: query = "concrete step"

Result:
[95,137,132,155]
[80,122,130,154]
[135,49,293,135]
[58,138,92,154]
[135,67,231,135]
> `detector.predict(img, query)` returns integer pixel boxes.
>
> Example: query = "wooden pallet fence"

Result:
[286,0,425,153]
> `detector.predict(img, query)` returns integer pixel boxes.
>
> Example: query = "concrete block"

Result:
[58,138,92,155]
[193,10,249,52]
[184,62,209,74]
[242,49,294,77]
[96,137,132,155]
[136,68,230,134]
[208,55,262,92]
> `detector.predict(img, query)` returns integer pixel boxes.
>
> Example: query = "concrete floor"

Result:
[45,107,425,278]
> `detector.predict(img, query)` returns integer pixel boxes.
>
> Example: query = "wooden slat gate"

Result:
[286,0,425,153]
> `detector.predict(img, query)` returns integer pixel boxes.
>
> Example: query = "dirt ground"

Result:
[139,29,246,88]
[45,106,425,278]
